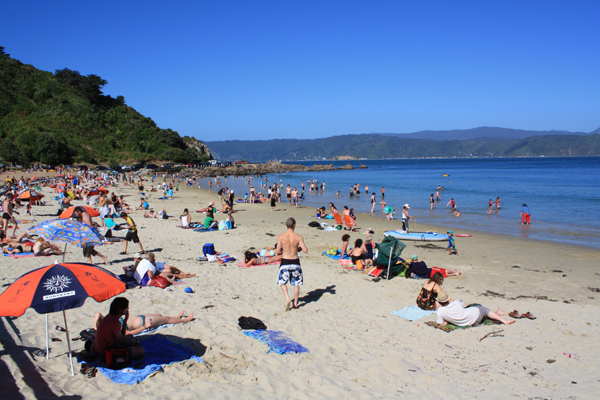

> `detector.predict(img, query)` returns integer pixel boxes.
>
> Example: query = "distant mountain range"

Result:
[381,126,594,142]
[206,127,600,162]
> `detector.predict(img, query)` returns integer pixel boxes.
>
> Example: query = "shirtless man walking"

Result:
[276,217,308,310]
[2,194,19,237]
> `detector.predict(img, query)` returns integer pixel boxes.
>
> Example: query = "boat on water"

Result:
[443,173,449,177]
[384,230,449,242]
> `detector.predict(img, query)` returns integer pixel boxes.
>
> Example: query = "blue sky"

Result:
[2,1,599,140]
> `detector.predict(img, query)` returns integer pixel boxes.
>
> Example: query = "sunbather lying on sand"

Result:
[242,245,282,267]
[144,209,177,220]
[435,291,515,326]
[133,253,197,280]
[94,310,194,336]
[32,238,63,256]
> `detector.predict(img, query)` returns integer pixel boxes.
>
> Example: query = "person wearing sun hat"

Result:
[435,291,515,327]
[447,230,458,255]
[401,204,414,232]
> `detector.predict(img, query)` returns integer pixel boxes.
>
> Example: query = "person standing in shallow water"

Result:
[276,217,308,310]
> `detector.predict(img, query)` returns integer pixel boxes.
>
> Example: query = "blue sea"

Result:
[216,157,600,249]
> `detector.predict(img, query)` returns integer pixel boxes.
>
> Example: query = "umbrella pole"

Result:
[45,314,49,360]
[386,242,396,281]
[62,243,67,263]
[63,310,75,376]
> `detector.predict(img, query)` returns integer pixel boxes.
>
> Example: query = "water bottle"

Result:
[564,352,579,360]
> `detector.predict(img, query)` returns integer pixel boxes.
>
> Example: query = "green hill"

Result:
[0,47,210,167]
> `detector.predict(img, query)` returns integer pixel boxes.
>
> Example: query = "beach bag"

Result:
[105,347,129,370]
[203,243,216,256]
[308,221,321,228]
[218,220,226,231]
[238,316,267,330]
[149,275,171,289]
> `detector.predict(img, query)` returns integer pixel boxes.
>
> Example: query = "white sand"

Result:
[1,172,600,399]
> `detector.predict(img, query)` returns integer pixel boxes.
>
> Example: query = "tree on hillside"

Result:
[55,68,107,101]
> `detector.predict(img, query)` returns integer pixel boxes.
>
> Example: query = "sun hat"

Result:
[411,254,418,261]
[437,290,449,303]
[404,204,410,208]
[134,252,142,259]
[447,230,453,235]
[365,233,373,242]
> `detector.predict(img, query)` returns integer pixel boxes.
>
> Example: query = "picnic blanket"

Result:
[425,319,501,332]
[243,330,309,354]
[392,305,435,321]
[77,335,202,384]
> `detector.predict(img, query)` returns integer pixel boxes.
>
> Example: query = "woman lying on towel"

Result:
[32,238,63,256]
[242,245,282,267]
[94,310,194,336]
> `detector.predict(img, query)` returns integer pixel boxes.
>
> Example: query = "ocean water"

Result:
[210,157,600,249]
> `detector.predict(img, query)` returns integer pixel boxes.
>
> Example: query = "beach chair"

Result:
[375,236,406,280]
[343,215,356,231]
[333,212,343,227]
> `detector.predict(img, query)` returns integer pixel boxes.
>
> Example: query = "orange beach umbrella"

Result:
[59,206,100,219]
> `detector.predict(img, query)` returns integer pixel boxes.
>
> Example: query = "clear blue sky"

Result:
[2,1,599,140]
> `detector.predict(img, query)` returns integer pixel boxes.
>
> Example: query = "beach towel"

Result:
[243,330,309,354]
[322,250,349,260]
[425,319,501,333]
[134,324,174,336]
[193,227,216,232]
[392,305,436,321]
[77,335,202,384]
[238,259,280,268]
[3,252,50,258]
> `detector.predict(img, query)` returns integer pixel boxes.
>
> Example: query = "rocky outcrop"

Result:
[183,137,212,158]
[185,162,365,177]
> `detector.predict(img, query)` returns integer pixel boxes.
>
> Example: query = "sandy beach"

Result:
[1,172,599,399]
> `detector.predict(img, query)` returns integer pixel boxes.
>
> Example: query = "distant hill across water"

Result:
[206,127,600,162]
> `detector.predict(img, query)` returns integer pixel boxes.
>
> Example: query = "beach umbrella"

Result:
[59,206,100,219]
[0,262,126,375]
[19,190,45,202]
[85,187,108,197]
[27,219,105,263]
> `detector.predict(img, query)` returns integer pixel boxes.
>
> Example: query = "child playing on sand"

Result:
[447,230,458,255]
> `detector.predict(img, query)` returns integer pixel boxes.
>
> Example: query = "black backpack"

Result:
[238,316,267,330]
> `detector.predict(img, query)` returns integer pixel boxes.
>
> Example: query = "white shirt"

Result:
[436,300,480,327]
[134,259,157,284]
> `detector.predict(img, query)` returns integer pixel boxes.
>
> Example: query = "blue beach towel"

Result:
[391,305,435,321]
[244,330,309,354]
[78,335,202,384]
[193,227,216,232]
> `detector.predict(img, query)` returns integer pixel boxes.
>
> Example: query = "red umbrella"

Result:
[0,262,126,375]
[59,206,100,219]
[85,187,109,197]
